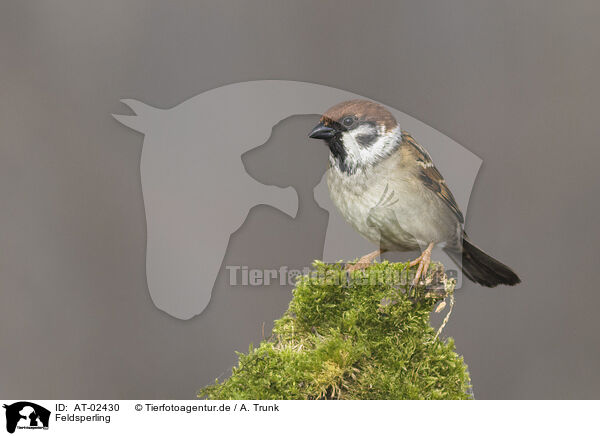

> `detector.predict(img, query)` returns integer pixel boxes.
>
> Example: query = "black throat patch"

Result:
[326,135,350,174]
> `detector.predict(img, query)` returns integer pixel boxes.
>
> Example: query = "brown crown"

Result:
[321,99,398,131]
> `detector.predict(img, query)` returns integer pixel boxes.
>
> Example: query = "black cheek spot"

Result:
[356,133,377,148]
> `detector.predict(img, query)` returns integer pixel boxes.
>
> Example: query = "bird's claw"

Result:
[410,242,435,286]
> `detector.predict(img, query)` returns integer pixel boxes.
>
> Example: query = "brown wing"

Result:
[402,132,464,224]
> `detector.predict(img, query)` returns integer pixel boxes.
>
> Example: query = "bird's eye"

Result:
[342,116,355,127]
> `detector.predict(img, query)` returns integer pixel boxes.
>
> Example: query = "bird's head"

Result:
[308,99,401,174]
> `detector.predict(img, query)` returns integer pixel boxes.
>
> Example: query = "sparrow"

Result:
[308,100,520,287]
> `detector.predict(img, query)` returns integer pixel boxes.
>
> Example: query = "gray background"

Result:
[1,0,599,399]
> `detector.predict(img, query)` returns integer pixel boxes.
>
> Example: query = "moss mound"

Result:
[200,261,471,400]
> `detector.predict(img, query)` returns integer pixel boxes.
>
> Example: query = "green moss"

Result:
[199,261,471,400]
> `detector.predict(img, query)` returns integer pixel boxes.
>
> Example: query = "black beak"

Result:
[308,123,336,140]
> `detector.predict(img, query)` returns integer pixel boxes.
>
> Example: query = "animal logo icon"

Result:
[3,402,50,434]
[113,80,481,320]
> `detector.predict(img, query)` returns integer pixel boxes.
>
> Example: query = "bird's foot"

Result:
[345,249,385,272]
[409,242,435,286]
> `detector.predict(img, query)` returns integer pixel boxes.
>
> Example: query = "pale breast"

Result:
[326,159,459,251]
[327,166,381,245]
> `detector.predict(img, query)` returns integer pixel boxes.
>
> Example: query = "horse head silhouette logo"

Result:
[113,80,481,320]
[3,402,50,434]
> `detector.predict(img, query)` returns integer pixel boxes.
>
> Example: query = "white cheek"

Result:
[340,132,363,164]
[341,126,401,169]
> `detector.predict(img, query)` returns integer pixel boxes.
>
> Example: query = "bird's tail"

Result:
[444,233,521,287]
